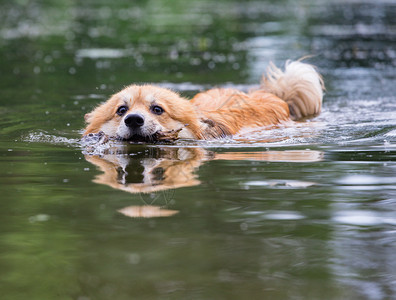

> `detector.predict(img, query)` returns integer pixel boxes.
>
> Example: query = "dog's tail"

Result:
[259,60,324,120]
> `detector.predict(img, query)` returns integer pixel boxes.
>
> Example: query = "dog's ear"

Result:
[201,118,215,128]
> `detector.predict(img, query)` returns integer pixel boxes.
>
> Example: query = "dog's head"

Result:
[84,85,203,141]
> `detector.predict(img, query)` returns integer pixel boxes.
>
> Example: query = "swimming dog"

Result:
[83,60,324,141]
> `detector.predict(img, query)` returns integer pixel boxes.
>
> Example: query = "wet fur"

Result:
[83,60,324,140]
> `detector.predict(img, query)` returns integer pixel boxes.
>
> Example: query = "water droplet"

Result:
[127,253,141,264]
[240,223,248,231]
[33,66,41,74]
[44,55,53,64]
[29,214,50,223]
[232,63,240,70]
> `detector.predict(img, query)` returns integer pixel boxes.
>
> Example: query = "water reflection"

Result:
[84,147,204,194]
[118,205,179,218]
[85,146,324,217]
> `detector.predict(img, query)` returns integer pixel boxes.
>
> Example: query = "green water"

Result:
[1,0,396,299]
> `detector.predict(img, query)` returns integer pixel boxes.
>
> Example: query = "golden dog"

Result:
[83,60,324,141]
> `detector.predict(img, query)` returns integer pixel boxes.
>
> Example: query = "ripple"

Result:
[336,175,396,191]
[338,175,384,185]
[333,210,396,226]
[243,180,317,188]
[158,82,257,92]
[311,24,396,38]
[385,129,396,137]
[76,48,131,59]
[242,210,306,221]
[264,211,306,220]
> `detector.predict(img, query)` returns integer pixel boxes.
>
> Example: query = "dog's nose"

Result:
[124,114,145,128]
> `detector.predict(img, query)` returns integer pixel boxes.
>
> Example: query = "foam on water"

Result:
[24,131,80,146]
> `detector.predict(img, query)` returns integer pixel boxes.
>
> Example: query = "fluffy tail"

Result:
[260,60,324,120]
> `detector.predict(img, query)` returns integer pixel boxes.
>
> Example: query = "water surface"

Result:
[1,0,396,299]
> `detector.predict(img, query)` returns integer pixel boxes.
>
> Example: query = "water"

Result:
[1,0,396,299]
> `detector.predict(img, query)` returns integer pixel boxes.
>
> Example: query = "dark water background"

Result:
[1,0,396,299]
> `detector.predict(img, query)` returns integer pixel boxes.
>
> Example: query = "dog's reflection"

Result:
[85,147,206,194]
[85,147,323,218]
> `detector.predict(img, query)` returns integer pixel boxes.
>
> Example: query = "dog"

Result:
[83,60,324,141]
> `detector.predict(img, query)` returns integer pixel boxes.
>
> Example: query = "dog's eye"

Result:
[151,105,164,115]
[116,105,128,116]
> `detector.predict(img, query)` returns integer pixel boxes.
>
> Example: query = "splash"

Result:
[23,131,80,146]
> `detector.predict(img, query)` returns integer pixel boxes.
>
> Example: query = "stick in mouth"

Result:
[81,125,187,145]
